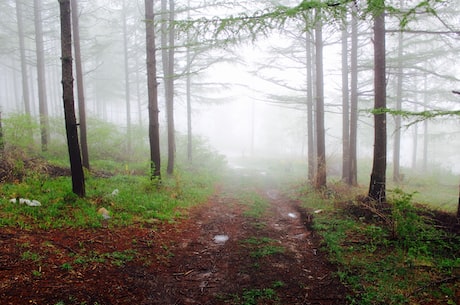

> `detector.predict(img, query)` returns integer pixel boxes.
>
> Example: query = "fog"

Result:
[0,0,459,178]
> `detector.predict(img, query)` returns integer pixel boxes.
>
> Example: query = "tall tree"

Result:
[341,15,350,183]
[34,0,49,151]
[15,0,31,115]
[122,0,132,157]
[145,0,161,179]
[59,0,85,197]
[348,3,358,186]
[161,0,176,175]
[71,0,90,169]
[392,20,403,183]
[368,0,387,203]
[186,0,193,162]
[306,30,315,182]
[314,8,326,189]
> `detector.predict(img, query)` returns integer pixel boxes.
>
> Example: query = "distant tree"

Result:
[59,0,85,197]
[392,8,403,183]
[314,8,326,190]
[305,30,315,182]
[161,0,176,175]
[15,0,30,115]
[185,0,192,162]
[145,0,161,179]
[34,0,49,151]
[368,0,387,203]
[71,0,90,170]
[122,0,132,157]
[348,3,358,186]
[341,14,350,183]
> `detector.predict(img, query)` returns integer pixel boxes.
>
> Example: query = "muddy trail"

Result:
[0,171,349,305]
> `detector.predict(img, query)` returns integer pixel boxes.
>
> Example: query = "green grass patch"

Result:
[241,237,285,259]
[295,183,460,305]
[0,167,217,229]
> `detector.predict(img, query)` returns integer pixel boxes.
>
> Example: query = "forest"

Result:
[0,0,459,304]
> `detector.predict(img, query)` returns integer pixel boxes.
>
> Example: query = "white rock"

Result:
[9,198,41,206]
[213,235,229,244]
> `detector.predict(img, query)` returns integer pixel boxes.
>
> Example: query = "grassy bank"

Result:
[291,183,460,304]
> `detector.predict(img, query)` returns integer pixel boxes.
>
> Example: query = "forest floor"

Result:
[0,175,349,305]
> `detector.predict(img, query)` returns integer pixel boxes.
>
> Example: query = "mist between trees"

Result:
[0,0,458,206]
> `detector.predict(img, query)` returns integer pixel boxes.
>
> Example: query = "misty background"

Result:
[0,1,458,195]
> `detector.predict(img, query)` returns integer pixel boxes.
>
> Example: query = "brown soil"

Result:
[0,183,349,305]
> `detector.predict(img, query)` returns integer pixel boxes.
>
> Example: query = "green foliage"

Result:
[295,184,460,304]
[2,114,39,151]
[177,0,443,45]
[372,107,460,127]
[21,250,42,262]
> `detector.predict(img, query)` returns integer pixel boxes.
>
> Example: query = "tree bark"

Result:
[145,0,161,179]
[34,0,49,151]
[186,25,192,162]
[59,0,85,197]
[305,30,316,182]
[349,4,358,186]
[341,17,350,183]
[314,10,326,189]
[161,0,176,175]
[15,0,31,115]
[393,26,403,183]
[71,0,90,170]
[368,2,387,203]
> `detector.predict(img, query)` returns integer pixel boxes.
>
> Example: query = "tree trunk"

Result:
[314,10,326,190]
[59,0,85,197]
[349,4,358,186]
[34,0,49,151]
[341,18,350,183]
[368,2,387,203]
[122,0,132,158]
[161,0,176,175]
[393,28,403,183]
[186,40,192,162]
[306,30,315,182]
[422,72,428,172]
[145,0,161,179]
[71,0,90,170]
[16,0,31,115]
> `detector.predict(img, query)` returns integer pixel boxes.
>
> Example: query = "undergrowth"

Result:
[0,168,217,229]
[296,184,460,305]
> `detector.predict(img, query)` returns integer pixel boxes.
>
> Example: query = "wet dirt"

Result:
[0,183,349,305]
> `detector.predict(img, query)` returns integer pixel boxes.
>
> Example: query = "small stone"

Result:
[213,235,229,244]
[98,207,111,220]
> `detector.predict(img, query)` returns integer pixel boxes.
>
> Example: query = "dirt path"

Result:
[0,178,349,305]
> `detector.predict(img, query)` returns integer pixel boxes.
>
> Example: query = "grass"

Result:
[295,183,460,304]
[219,281,283,305]
[241,237,285,259]
[0,167,217,229]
